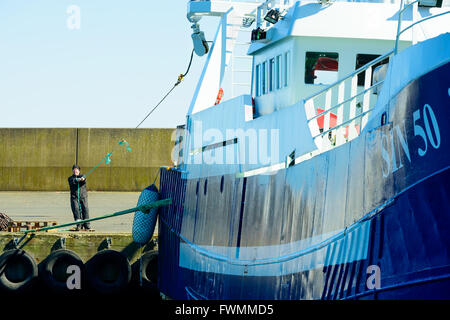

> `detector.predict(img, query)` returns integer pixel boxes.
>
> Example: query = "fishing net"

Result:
[0,212,13,231]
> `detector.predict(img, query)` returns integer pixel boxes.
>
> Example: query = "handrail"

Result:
[394,0,450,54]
[303,48,393,150]
[303,0,448,153]
[308,81,384,122]
[398,10,450,38]
[303,49,394,102]
[394,0,416,54]
[313,108,373,139]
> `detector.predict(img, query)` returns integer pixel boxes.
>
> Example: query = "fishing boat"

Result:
[158,0,450,300]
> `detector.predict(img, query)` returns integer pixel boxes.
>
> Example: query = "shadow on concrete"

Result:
[120,238,157,261]
[3,233,35,251]
[121,241,142,261]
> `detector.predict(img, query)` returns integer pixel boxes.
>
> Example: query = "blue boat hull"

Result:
[158,61,450,300]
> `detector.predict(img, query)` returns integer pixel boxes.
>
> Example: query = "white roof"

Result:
[249,1,450,54]
[289,2,403,40]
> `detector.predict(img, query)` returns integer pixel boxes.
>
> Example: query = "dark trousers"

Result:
[70,196,90,228]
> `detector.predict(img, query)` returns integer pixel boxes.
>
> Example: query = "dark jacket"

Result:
[68,174,88,198]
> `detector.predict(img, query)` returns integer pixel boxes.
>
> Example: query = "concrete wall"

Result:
[0,128,174,191]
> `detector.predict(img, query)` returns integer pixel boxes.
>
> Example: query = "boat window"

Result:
[305,52,339,85]
[276,55,281,90]
[284,51,290,87]
[255,64,261,96]
[262,61,267,94]
[355,54,389,86]
[269,58,275,92]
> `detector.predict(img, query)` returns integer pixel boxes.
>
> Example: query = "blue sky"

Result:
[0,1,218,128]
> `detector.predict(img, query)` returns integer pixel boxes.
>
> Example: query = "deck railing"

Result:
[304,0,448,153]
[395,0,450,54]
[304,49,394,152]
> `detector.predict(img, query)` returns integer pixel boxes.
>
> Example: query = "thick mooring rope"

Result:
[24,199,172,234]
[135,48,195,129]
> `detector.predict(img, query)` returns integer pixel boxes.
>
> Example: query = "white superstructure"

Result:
[187,0,449,117]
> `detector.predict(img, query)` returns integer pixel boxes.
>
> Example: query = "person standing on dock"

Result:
[68,165,91,231]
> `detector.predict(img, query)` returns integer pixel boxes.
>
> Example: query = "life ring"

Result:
[0,249,38,292]
[131,250,159,297]
[39,249,85,293]
[86,249,131,294]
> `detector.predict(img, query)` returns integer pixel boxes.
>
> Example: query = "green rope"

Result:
[75,139,132,227]
[23,198,172,234]
[84,139,132,178]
